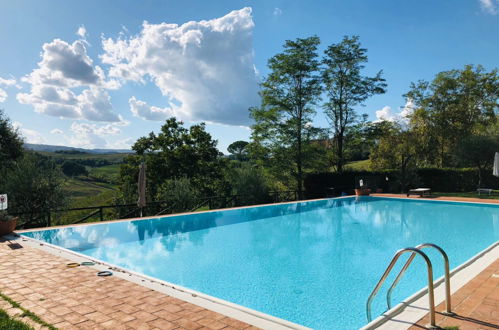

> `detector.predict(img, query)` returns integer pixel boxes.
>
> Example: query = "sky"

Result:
[0,0,498,153]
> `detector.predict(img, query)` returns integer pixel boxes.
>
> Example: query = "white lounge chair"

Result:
[477,188,493,196]
[407,188,431,197]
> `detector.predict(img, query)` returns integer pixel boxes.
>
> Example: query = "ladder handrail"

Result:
[366,248,437,327]
[386,243,452,315]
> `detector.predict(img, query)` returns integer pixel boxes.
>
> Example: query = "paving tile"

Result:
[85,311,112,323]
[197,318,228,330]
[173,317,204,329]
[63,312,89,324]
[131,310,158,323]
[147,318,178,329]
[49,305,73,316]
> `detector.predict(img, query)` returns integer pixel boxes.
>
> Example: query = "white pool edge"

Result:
[11,234,310,330]
[361,240,499,330]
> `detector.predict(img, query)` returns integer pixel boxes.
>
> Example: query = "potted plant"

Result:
[355,179,371,196]
[0,212,18,236]
[355,188,371,196]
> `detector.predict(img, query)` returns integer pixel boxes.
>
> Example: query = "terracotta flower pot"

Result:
[0,217,18,236]
[355,188,371,196]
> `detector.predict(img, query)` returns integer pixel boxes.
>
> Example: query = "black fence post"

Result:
[47,211,51,227]
[99,207,103,221]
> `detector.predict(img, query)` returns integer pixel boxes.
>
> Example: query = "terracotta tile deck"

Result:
[0,237,257,329]
[409,258,499,330]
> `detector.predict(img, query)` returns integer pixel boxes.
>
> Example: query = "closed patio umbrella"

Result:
[494,152,499,177]
[137,162,147,216]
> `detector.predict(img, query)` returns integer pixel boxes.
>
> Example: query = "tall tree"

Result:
[251,36,322,198]
[227,140,249,161]
[322,36,387,172]
[118,117,225,204]
[405,65,499,167]
[455,134,499,188]
[0,109,24,169]
[0,152,67,227]
[370,127,418,192]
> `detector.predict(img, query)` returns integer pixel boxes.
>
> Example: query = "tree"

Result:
[251,36,323,198]
[0,152,67,227]
[156,177,200,213]
[455,134,499,188]
[61,160,88,177]
[0,109,24,169]
[227,140,249,161]
[321,36,387,172]
[370,126,419,192]
[228,163,269,205]
[118,117,225,204]
[405,65,499,167]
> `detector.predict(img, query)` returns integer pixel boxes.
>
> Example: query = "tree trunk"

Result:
[297,120,303,200]
[477,166,482,189]
[336,132,344,173]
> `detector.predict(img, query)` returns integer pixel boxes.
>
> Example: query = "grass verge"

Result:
[0,308,32,330]
[0,291,56,330]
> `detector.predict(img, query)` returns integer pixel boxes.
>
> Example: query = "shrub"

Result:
[229,164,270,205]
[305,170,394,198]
[305,167,499,197]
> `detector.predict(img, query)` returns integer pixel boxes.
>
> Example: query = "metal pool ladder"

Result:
[366,243,454,329]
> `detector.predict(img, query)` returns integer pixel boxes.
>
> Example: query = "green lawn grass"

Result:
[0,291,56,330]
[0,309,32,330]
[344,159,371,171]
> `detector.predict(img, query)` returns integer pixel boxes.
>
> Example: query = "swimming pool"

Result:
[21,197,499,329]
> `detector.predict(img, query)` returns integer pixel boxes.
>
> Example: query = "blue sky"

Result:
[0,0,498,153]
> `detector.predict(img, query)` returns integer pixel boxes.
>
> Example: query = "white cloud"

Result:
[375,99,415,124]
[129,96,174,121]
[18,38,122,122]
[0,77,17,86]
[399,98,415,120]
[24,39,104,87]
[50,128,64,134]
[0,76,18,102]
[107,137,133,149]
[273,7,282,16]
[0,88,6,103]
[67,121,125,148]
[77,25,87,38]
[479,0,498,14]
[78,87,120,122]
[375,106,396,122]
[12,122,46,144]
[101,7,259,125]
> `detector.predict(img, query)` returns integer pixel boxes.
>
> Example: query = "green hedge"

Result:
[304,170,394,198]
[305,168,499,198]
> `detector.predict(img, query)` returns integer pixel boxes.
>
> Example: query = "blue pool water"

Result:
[22,197,499,329]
